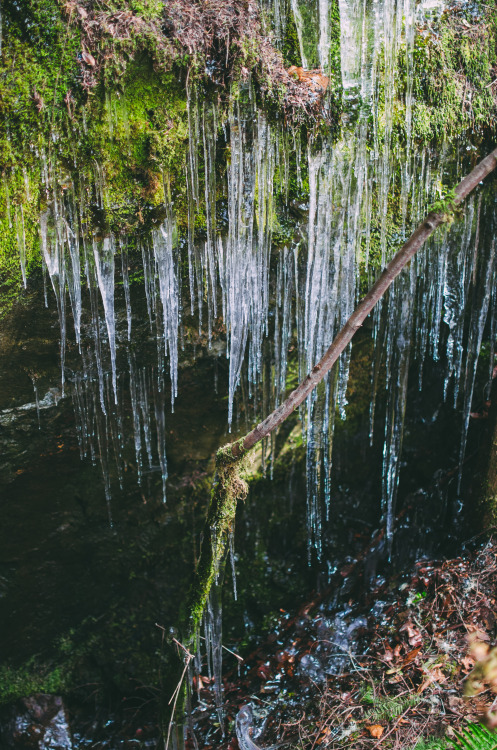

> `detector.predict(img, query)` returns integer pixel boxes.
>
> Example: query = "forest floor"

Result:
[189,534,497,749]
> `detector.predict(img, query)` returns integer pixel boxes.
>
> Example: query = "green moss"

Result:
[126,0,164,21]
[0,0,82,171]
[86,56,189,215]
[0,610,162,705]
[0,171,43,316]
[0,662,69,705]
[281,0,303,68]
[183,441,250,638]
[0,0,340,317]
[0,1,194,314]
[407,6,497,145]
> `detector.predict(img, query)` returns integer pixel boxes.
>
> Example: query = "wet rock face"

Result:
[0,695,72,749]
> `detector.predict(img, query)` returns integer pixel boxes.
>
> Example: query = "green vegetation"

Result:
[0,661,69,705]
[411,739,452,750]
[407,4,497,145]
[182,440,249,637]
[360,685,421,723]
[451,724,497,750]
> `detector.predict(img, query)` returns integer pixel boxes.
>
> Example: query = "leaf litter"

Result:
[187,536,497,749]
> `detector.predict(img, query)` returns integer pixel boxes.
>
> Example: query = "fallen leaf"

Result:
[418,666,447,693]
[82,50,96,67]
[402,647,421,667]
[388,674,403,683]
[461,655,475,672]
[467,627,490,642]
[365,724,384,739]
[400,622,422,647]
[316,726,331,744]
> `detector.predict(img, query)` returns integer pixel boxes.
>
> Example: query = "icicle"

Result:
[153,372,168,503]
[443,198,475,403]
[142,239,156,331]
[290,0,318,69]
[64,202,82,346]
[40,207,67,394]
[86,267,107,416]
[121,243,132,341]
[139,368,154,470]
[93,236,117,403]
[15,205,27,288]
[228,528,237,601]
[186,85,200,315]
[456,228,496,494]
[151,219,179,406]
[201,101,218,343]
[486,283,497,401]
[300,138,365,554]
[380,265,416,554]
[128,355,143,484]
[318,0,330,72]
[220,102,275,426]
[205,576,224,730]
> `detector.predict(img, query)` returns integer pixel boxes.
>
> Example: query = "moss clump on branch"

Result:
[181,439,249,639]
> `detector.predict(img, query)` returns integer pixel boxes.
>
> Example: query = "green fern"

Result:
[364,694,420,723]
[359,685,375,705]
[451,724,497,750]
[411,738,452,750]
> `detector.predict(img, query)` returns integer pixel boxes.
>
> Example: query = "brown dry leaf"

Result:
[461,655,476,672]
[365,724,384,739]
[418,666,447,693]
[402,647,422,667]
[383,643,395,663]
[467,627,491,643]
[316,726,331,745]
[400,622,423,648]
[388,674,403,683]
[81,50,96,67]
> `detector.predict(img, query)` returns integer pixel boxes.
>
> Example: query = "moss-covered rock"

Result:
[407,3,497,145]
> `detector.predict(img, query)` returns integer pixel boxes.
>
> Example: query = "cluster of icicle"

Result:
[33,162,180,510]
[12,0,493,554]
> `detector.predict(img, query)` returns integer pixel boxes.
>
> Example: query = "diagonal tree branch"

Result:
[238,146,497,455]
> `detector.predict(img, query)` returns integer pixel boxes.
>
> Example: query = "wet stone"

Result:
[0,695,72,749]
